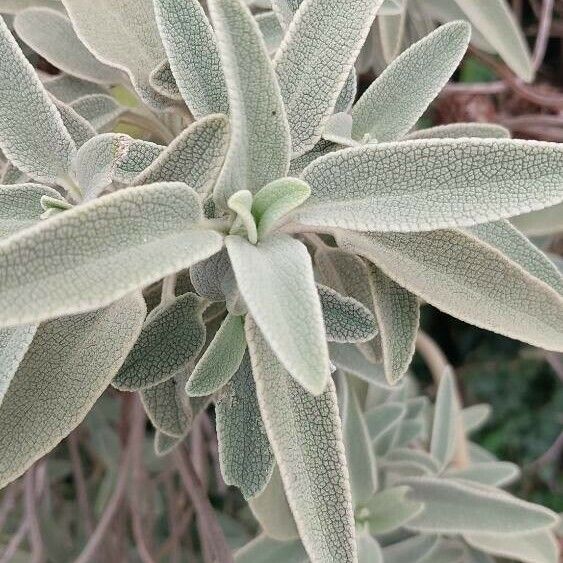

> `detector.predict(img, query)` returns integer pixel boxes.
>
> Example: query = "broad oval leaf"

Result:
[189,248,232,302]
[0,182,224,326]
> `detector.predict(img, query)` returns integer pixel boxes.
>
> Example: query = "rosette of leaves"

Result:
[1,0,563,561]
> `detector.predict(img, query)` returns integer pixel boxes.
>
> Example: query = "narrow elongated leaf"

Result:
[0,182,223,326]
[446,462,520,487]
[153,0,228,117]
[0,183,64,237]
[430,369,458,470]
[52,98,96,148]
[209,0,290,208]
[1,161,27,185]
[43,74,108,103]
[405,122,510,140]
[366,403,406,456]
[14,8,123,84]
[256,11,284,54]
[337,230,563,352]
[0,17,75,182]
[381,535,439,563]
[329,343,391,389]
[270,0,301,28]
[512,203,563,236]
[113,293,205,390]
[298,139,563,232]
[247,317,357,563]
[385,448,440,475]
[0,324,36,406]
[356,531,383,563]
[274,0,384,155]
[234,535,308,563]
[149,61,182,101]
[186,313,246,397]
[462,404,491,434]
[216,352,274,499]
[226,234,329,394]
[377,10,407,63]
[402,477,559,534]
[0,292,145,487]
[334,69,358,114]
[366,264,418,384]
[71,94,124,130]
[352,22,470,143]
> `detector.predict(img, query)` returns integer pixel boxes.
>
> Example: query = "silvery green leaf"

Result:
[0,324,36,407]
[149,61,182,101]
[298,139,563,232]
[322,112,356,146]
[0,292,145,487]
[453,0,534,81]
[70,94,124,130]
[61,0,170,109]
[234,535,308,563]
[252,177,311,239]
[360,486,423,535]
[0,17,75,182]
[1,161,27,185]
[446,462,520,487]
[274,0,384,156]
[334,69,358,115]
[428,541,465,563]
[186,313,246,397]
[256,11,284,54]
[113,293,205,391]
[208,0,290,208]
[464,530,559,563]
[511,203,563,236]
[356,530,383,563]
[379,0,406,16]
[366,264,419,384]
[247,316,357,563]
[52,97,96,148]
[43,74,108,104]
[153,0,228,117]
[430,368,458,470]
[328,343,390,389]
[468,442,497,464]
[0,182,223,326]
[141,370,192,437]
[154,430,184,457]
[464,547,495,563]
[249,465,299,541]
[14,8,124,84]
[340,374,378,505]
[216,351,274,499]
[189,248,232,302]
[270,0,300,28]
[227,234,329,394]
[385,448,440,475]
[352,22,469,143]
[381,535,439,563]
[288,139,338,177]
[229,190,258,244]
[405,122,510,140]
[462,404,491,434]
[337,230,563,352]
[0,183,63,237]
[366,403,406,456]
[378,10,407,64]
[402,477,559,534]
[0,0,62,13]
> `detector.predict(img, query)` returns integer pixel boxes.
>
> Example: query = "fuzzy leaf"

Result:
[149,61,182,101]
[402,477,559,534]
[216,351,274,499]
[227,234,329,394]
[405,122,510,140]
[0,182,223,326]
[234,535,308,563]
[366,264,419,384]
[256,11,284,54]
[153,0,228,117]
[43,74,108,103]
[186,313,246,397]
[356,531,383,563]
[337,230,563,352]
[462,404,491,434]
[366,403,406,456]
[328,343,391,389]
[385,448,440,475]
[0,292,145,487]
[446,462,520,487]
[0,17,75,182]
[512,203,563,237]
[189,248,232,302]
[113,293,206,391]
[298,139,563,232]
[0,0,63,13]
[70,94,124,130]
[352,22,470,142]
[247,316,357,563]
[274,0,384,155]
[381,535,439,563]
[209,0,291,208]
[154,430,184,457]
[52,98,96,148]
[14,8,123,84]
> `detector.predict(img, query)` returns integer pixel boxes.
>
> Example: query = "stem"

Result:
[532,0,554,70]
[68,432,94,535]
[24,467,44,563]
[161,274,177,304]
[0,517,28,563]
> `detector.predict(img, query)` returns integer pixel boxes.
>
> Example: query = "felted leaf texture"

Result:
[208,0,291,209]
[512,203,563,236]
[0,292,145,488]
[246,316,356,563]
[215,351,274,499]
[52,97,96,148]
[351,21,471,143]
[153,0,228,117]
[70,94,125,130]
[381,534,439,563]
[328,343,390,389]
[14,8,124,84]
[255,11,284,55]
[0,182,223,326]
[43,74,108,104]
[404,122,510,140]
[150,61,182,101]
[0,16,75,182]
[337,230,563,352]
[297,139,563,233]
[226,234,330,395]
[234,534,308,563]
[0,0,63,13]
[445,462,520,487]
[274,0,384,156]
[189,248,232,303]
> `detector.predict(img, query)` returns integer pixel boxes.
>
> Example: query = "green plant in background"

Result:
[0,0,562,561]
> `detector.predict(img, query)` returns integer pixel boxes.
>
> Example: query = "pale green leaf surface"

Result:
[216,351,274,499]
[462,404,491,434]
[0,17,75,182]
[288,139,338,177]
[469,442,497,464]
[234,535,308,563]
[153,0,228,117]
[229,190,258,244]
[381,535,439,563]
[0,0,62,13]
[430,368,458,470]
[385,448,440,475]
[337,230,563,352]
[209,0,290,208]
[43,74,108,103]
[334,69,358,115]
[352,22,470,142]
[512,202,563,236]
[70,94,124,130]
[0,182,224,326]
[366,403,406,456]
[227,234,329,394]
[356,531,383,563]
[298,139,563,232]
[1,161,27,185]
[322,112,356,146]
[0,292,145,487]
[274,0,384,155]
[446,462,520,487]
[377,11,407,64]
[149,61,182,101]
[189,248,232,302]
[246,317,357,563]
[154,430,184,457]
[405,122,510,140]
[270,0,300,28]
[113,293,205,390]
[256,11,284,54]
[52,97,96,148]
